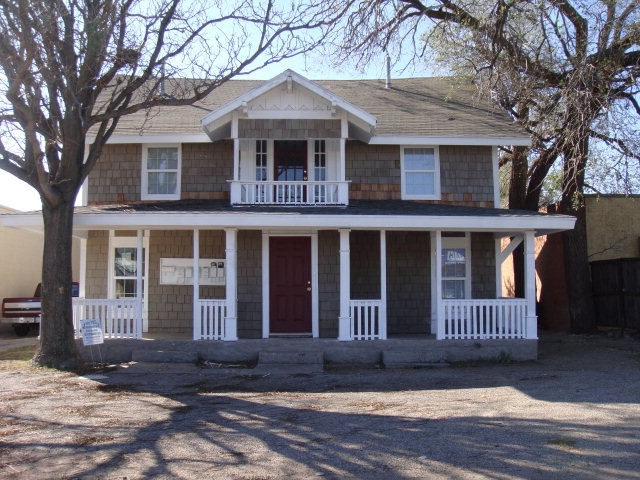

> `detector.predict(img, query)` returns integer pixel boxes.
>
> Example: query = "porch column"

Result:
[379,230,387,340]
[224,228,239,341]
[232,113,239,181]
[338,228,352,341]
[135,230,144,339]
[230,137,241,204]
[339,112,348,183]
[192,229,201,340]
[495,238,503,298]
[79,236,87,299]
[432,231,444,339]
[524,230,538,339]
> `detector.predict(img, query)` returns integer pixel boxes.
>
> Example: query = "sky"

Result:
[0,52,433,212]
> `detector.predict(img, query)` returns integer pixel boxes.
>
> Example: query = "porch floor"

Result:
[76,334,538,367]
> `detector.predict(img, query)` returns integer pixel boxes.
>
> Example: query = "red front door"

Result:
[269,236,312,334]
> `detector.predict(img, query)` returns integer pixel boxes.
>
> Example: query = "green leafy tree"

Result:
[0,0,345,369]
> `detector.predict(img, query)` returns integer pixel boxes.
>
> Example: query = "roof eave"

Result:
[2,210,574,236]
[370,135,531,146]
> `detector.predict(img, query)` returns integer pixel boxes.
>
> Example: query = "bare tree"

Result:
[331,0,640,333]
[0,0,346,369]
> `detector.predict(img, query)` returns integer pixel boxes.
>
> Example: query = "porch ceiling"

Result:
[1,200,576,236]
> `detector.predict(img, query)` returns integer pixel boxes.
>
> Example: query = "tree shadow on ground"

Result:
[1,334,639,479]
[3,355,638,480]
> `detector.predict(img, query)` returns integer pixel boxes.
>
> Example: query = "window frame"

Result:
[141,144,182,201]
[313,139,327,182]
[255,139,268,181]
[400,145,441,200]
[441,233,471,300]
[108,234,150,331]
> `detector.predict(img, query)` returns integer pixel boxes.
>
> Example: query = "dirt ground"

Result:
[0,332,639,480]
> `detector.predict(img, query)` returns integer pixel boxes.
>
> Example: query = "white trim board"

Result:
[4,211,576,236]
[370,136,531,147]
[90,132,530,147]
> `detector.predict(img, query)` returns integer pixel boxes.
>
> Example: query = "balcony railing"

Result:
[230,181,349,206]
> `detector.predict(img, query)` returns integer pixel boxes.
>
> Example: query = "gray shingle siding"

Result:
[440,145,495,207]
[90,141,496,207]
[387,231,431,335]
[238,119,341,139]
[237,230,263,339]
[318,231,340,338]
[182,141,233,200]
[471,232,497,299]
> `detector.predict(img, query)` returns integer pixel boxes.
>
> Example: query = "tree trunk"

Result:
[32,199,83,369]
[559,202,596,333]
[508,146,530,298]
[559,138,597,334]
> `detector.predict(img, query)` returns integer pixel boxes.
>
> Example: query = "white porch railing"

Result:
[196,299,227,340]
[230,181,349,206]
[350,299,386,340]
[441,299,528,340]
[72,298,142,339]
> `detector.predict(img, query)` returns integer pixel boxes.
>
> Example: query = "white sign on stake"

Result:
[81,319,104,346]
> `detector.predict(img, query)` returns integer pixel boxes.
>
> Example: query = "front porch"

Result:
[71,296,535,342]
[56,199,577,352]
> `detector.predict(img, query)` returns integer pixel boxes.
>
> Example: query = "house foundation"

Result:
[76,336,538,366]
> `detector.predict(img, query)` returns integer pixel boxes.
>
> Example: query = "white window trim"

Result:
[108,233,150,330]
[441,233,471,299]
[400,145,441,200]
[141,144,182,201]
[309,139,326,182]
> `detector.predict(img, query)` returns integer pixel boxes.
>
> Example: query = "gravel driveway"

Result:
[1,333,639,479]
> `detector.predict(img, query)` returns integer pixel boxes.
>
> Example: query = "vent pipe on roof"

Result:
[385,55,391,89]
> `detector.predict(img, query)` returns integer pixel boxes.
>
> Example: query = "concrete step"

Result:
[258,350,324,366]
[132,349,198,363]
[382,349,449,368]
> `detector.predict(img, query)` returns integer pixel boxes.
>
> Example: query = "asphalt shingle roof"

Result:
[108,76,528,140]
[72,199,551,219]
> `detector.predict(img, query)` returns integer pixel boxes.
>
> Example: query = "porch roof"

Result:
[2,200,575,236]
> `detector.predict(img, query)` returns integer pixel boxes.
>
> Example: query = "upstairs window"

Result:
[255,139,268,181]
[142,145,181,200]
[401,146,440,200]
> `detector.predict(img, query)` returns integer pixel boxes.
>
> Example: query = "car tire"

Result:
[14,324,30,337]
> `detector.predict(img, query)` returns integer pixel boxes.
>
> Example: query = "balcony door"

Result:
[274,140,306,204]
[274,140,307,181]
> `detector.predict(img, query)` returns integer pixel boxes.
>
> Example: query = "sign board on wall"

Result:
[160,258,226,286]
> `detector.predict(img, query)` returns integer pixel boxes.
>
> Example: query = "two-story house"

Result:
[3,70,575,360]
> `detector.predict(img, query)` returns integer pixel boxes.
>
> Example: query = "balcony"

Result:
[230,181,349,206]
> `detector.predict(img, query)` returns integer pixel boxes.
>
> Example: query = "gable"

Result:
[201,70,377,143]
[245,81,334,117]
